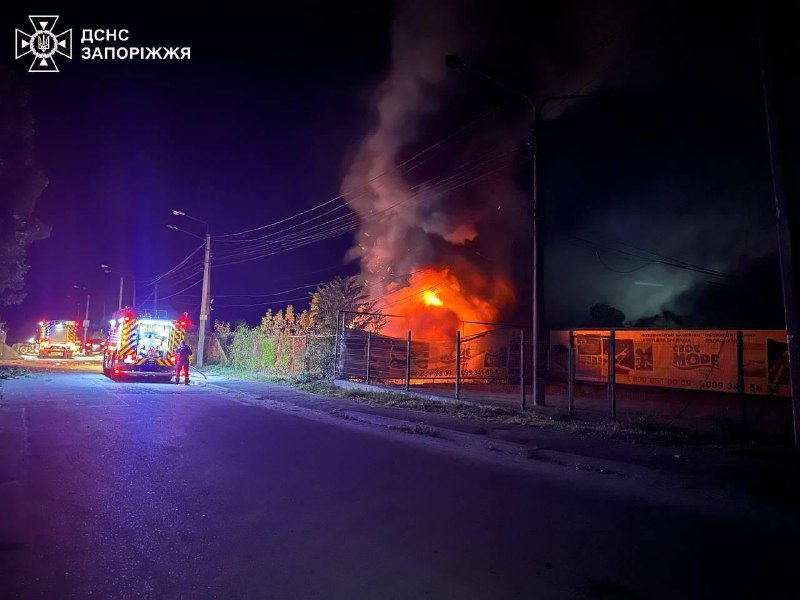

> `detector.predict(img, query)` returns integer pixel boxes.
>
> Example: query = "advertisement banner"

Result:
[550,329,790,397]
[409,329,515,379]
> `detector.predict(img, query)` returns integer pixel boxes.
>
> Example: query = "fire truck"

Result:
[103,308,188,381]
[36,319,82,358]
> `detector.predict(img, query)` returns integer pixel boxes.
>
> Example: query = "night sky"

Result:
[0,0,787,342]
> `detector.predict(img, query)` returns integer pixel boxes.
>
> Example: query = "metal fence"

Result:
[335,315,793,436]
[335,310,532,403]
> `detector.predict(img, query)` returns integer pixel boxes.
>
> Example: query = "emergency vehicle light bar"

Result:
[138,319,174,327]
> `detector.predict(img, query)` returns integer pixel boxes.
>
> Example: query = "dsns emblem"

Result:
[15,15,72,73]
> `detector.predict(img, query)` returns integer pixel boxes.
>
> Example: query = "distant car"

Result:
[84,338,106,355]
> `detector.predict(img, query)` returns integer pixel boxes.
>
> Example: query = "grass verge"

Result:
[205,366,775,446]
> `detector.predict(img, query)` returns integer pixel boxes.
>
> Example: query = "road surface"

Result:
[0,367,797,598]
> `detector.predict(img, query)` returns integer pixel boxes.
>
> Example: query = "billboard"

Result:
[550,329,790,397]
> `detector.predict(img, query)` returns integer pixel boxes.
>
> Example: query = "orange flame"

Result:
[375,268,515,339]
[423,290,444,307]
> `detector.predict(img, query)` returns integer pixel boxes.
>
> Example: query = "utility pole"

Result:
[445,54,591,408]
[83,294,90,347]
[154,282,158,313]
[118,276,124,310]
[761,4,800,445]
[530,107,545,406]
[197,233,212,368]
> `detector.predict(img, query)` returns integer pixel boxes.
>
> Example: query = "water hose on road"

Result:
[189,365,208,380]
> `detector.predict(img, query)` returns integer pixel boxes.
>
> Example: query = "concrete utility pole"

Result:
[118,276,124,310]
[83,294,90,347]
[154,283,158,313]
[445,54,590,407]
[761,4,800,445]
[197,233,212,368]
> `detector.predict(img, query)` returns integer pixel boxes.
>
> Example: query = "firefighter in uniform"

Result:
[175,340,192,385]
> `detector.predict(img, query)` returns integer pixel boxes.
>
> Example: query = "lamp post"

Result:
[170,210,212,368]
[446,54,591,408]
[100,264,126,311]
[73,284,91,351]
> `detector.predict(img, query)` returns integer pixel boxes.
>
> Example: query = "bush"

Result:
[227,322,333,378]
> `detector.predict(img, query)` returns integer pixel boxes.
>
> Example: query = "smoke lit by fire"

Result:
[341,0,525,340]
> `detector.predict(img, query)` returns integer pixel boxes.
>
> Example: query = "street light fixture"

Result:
[166,224,203,239]
[100,264,128,310]
[171,208,210,233]
[446,54,592,408]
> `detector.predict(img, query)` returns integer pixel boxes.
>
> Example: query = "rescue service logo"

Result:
[15,15,73,73]
[13,17,191,73]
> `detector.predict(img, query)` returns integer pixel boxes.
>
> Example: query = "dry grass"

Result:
[207,366,767,447]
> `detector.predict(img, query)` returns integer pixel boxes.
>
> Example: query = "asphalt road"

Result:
[0,368,797,599]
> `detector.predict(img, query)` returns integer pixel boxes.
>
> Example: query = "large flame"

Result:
[376,268,515,339]
[423,290,444,307]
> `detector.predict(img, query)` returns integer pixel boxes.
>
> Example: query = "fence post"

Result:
[568,330,575,418]
[608,330,616,421]
[737,330,745,431]
[405,330,411,392]
[520,329,526,410]
[365,330,371,385]
[333,311,341,380]
[455,330,462,400]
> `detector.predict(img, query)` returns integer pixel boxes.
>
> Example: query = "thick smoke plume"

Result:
[341,0,658,335]
[340,0,526,335]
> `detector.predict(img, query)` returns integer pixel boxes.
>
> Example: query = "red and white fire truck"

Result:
[103,308,188,381]
[35,319,82,359]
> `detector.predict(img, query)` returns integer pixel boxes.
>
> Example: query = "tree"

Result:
[633,310,684,328]
[0,67,51,306]
[310,276,385,333]
[589,303,626,327]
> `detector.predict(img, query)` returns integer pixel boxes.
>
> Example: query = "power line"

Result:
[214,103,509,241]
[213,151,527,267]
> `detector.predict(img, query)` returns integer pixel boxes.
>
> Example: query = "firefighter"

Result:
[175,339,192,385]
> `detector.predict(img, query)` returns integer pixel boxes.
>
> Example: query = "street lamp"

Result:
[446,54,591,408]
[100,264,129,311]
[168,210,212,367]
[166,224,204,239]
[73,284,92,349]
[172,208,210,233]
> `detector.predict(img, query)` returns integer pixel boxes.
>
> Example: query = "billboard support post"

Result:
[405,331,411,392]
[737,330,746,431]
[455,330,462,400]
[568,330,575,418]
[519,330,526,410]
[365,330,371,385]
[608,330,616,421]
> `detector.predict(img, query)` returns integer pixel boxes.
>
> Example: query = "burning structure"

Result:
[340,0,527,340]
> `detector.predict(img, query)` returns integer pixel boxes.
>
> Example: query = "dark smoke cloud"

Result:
[342,0,630,317]
[343,0,774,328]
